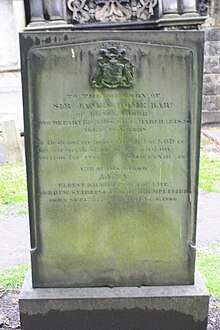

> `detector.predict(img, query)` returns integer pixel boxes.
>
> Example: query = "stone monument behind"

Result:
[19,1,209,329]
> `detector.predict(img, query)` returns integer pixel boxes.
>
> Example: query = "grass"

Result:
[0,205,8,217]
[0,163,27,205]
[0,244,219,299]
[16,205,28,215]
[0,163,27,216]
[196,243,220,299]
[199,153,220,192]
[0,152,219,210]
[0,264,30,290]
[0,146,219,293]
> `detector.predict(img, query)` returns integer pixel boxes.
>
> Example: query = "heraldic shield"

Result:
[92,47,134,88]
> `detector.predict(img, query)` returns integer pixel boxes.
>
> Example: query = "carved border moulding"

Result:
[67,0,158,24]
[92,47,134,88]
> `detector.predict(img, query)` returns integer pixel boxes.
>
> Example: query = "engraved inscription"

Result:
[36,89,189,205]
[92,47,134,88]
[27,39,198,287]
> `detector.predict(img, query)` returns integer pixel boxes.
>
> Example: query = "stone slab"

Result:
[20,31,204,288]
[19,270,209,330]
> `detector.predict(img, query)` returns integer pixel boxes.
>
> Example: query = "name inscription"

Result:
[35,90,189,208]
[25,36,201,286]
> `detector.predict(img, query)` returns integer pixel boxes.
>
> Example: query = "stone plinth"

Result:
[19,271,209,330]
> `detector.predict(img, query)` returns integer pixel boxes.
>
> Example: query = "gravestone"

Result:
[19,30,209,329]
[19,0,210,328]
[21,32,201,288]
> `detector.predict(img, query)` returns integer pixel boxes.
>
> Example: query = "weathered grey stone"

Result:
[203,73,220,84]
[215,95,220,108]
[202,28,220,121]
[19,270,209,330]
[24,0,207,29]
[202,75,220,105]
[203,95,219,111]
[162,0,179,15]
[205,41,220,56]
[203,82,219,95]
[204,57,220,74]
[202,110,220,124]
[182,0,197,14]
[205,27,220,41]
[20,31,204,288]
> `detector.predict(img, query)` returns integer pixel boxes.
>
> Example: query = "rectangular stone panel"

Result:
[20,31,204,288]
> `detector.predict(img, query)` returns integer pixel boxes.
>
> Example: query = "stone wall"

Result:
[0,0,25,131]
[203,28,220,124]
[213,0,220,24]
[202,0,220,124]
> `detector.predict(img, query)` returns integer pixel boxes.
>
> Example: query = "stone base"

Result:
[19,271,209,330]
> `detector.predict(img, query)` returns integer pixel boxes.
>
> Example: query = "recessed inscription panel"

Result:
[27,38,195,287]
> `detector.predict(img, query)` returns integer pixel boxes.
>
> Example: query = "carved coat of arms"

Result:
[92,47,134,88]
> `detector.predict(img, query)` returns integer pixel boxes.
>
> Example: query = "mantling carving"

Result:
[24,0,209,30]
[137,0,158,20]
[92,47,134,88]
[198,0,211,15]
[67,0,90,23]
[95,0,132,22]
[67,0,158,23]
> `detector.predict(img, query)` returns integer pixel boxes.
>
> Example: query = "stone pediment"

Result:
[24,0,210,30]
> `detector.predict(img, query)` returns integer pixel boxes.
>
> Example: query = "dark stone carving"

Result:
[95,0,132,22]
[92,47,134,88]
[198,0,211,16]
[24,0,209,29]
[67,0,158,23]
[67,0,90,23]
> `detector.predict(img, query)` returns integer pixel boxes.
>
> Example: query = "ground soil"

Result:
[0,289,219,329]
[0,290,20,329]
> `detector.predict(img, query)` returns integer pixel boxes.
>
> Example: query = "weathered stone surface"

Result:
[205,27,220,41]
[215,95,220,108]
[202,110,220,124]
[24,0,208,30]
[203,95,220,111]
[202,27,220,123]
[203,81,219,95]
[19,270,209,330]
[204,57,220,74]
[20,31,204,288]
[203,74,220,85]
[205,41,220,56]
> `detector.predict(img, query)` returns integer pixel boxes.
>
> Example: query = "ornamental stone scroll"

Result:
[67,0,158,23]
[25,0,208,29]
